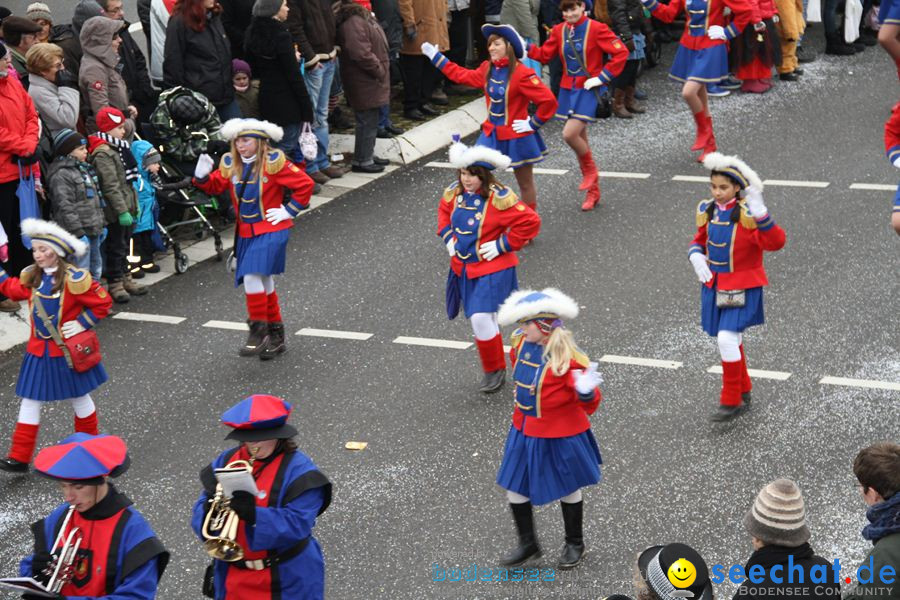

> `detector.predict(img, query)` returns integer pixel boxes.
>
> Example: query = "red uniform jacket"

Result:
[0,265,112,358]
[688,198,786,290]
[509,331,601,438]
[431,54,558,138]
[644,0,758,50]
[527,16,629,89]
[194,150,314,238]
[885,101,900,165]
[437,182,541,279]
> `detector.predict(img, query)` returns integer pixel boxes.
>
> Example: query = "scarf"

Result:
[862,491,900,543]
[95,131,140,183]
[744,543,814,571]
[76,160,106,208]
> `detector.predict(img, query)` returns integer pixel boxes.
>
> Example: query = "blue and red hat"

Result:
[34,433,130,485]
[481,24,526,59]
[221,394,298,442]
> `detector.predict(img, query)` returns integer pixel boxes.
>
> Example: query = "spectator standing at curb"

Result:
[79,16,137,136]
[49,0,103,82]
[25,2,53,43]
[2,16,42,88]
[26,42,81,135]
[397,0,449,121]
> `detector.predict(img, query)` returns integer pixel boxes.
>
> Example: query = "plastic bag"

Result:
[806,0,821,23]
[298,122,318,161]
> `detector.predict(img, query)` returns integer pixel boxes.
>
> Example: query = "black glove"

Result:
[11,150,40,165]
[29,550,52,579]
[206,139,230,158]
[229,491,257,526]
[404,25,417,40]
[54,69,79,90]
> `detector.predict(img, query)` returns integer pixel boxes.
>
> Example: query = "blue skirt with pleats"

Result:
[669,44,728,83]
[235,229,290,287]
[700,285,765,336]
[475,130,548,168]
[459,265,517,318]
[16,347,107,401]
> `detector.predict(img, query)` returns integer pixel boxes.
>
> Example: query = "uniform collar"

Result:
[491,57,510,68]
[78,484,133,521]
[714,197,737,211]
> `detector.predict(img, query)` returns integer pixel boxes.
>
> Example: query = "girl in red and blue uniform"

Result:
[193,118,315,361]
[495,288,603,570]
[438,139,541,394]
[688,153,786,422]
[884,101,900,235]
[640,0,758,160]
[192,395,332,600]
[20,433,169,599]
[422,25,558,211]
[0,219,111,474]
[527,0,629,211]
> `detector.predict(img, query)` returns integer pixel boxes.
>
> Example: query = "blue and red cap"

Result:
[34,433,130,485]
[221,394,298,442]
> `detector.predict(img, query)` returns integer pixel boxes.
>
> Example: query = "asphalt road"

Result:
[0,33,898,600]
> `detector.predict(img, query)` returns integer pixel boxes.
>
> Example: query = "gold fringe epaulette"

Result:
[490,184,519,210]
[265,149,286,175]
[65,266,92,294]
[572,347,590,368]
[696,199,711,227]
[218,153,234,178]
[509,328,525,353]
[442,181,460,203]
[738,201,757,230]
[18,264,39,287]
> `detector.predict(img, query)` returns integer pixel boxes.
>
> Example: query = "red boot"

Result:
[74,411,99,435]
[691,111,711,151]
[738,344,752,403]
[697,116,717,162]
[581,183,601,211]
[1,422,39,471]
[710,360,747,421]
[576,152,598,191]
[475,334,506,393]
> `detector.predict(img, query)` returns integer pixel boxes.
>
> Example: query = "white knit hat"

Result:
[744,479,810,547]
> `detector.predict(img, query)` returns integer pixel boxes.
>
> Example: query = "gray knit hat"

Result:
[26,2,53,23]
[252,0,283,17]
[744,479,811,547]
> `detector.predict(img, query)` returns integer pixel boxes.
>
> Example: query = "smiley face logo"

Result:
[667,558,697,589]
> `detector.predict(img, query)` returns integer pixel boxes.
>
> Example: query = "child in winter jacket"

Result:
[232,59,260,119]
[48,128,106,279]
[130,140,163,275]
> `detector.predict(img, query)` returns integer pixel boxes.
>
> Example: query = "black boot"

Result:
[499,502,542,566]
[259,322,286,361]
[825,34,856,55]
[479,369,506,394]
[0,457,29,473]
[709,403,747,422]
[741,391,752,405]
[559,500,585,569]
[239,320,270,356]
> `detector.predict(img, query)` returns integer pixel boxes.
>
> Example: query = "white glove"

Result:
[445,238,456,257]
[478,240,500,261]
[707,25,727,40]
[689,252,713,283]
[574,362,603,395]
[583,76,603,90]
[265,206,293,225]
[421,42,439,60]
[512,118,534,133]
[60,320,86,339]
[744,185,768,217]
[892,155,900,169]
[194,153,215,179]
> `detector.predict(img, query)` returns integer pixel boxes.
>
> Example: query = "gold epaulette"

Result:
[738,201,757,230]
[696,199,711,227]
[265,149,286,175]
[218,153,234,178]
[65,266,92,294]
[19,264,38,287]
[572,347,591,368]
[509,328,525,353]
[442,181,460,203]
[490,184,519,210]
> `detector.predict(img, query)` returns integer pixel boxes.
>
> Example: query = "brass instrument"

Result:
[43,506,83,593]
[201,451,258,562]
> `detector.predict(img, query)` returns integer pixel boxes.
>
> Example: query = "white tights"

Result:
[243,274,275,295]
[17,395,95,425]
[717,330,742,362]
[507,489,582,504]
[470,312,499,341]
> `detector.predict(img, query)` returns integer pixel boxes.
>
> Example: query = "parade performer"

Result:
[640,0,758,160]
[526,0,629,211]
[421,24,558,212]
[438,139,541,394]
[878,0,900,80]
[884,101,900,235]
[688,153,785,422]
[19,433,169,599]
[494,288,603,570]
[193,119,315,360]
[0,219,111,473]
[191,394,332,600]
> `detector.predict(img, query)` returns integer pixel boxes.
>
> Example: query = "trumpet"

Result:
[43,506,83,593]
[201,455,256,562]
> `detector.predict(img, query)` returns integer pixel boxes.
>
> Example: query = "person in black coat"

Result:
[220,0,254,60]
[244,0,314,163]
[734,479,840,600]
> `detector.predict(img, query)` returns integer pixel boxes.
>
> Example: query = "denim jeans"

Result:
[353,108,379,166]
[378,105,392,129]
[277,123,304,165]
[215,99,242,122]
[303,60,336,173]
[75,235,103,280]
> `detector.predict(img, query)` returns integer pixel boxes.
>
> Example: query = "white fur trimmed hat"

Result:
[220,118,284,143]
[702,152,764,191]
[448,136,511,171]
[498,288,579,327]
[21,218,88,257]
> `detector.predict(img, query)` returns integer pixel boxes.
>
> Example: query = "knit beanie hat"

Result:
[72,0,103,32]
[232,58,251,77]
[252,0,283,18]
[26,2,52,23]
[95,106,127,133]
[744,479,811,547]
[142,147,162,168]
[53,128,87,157]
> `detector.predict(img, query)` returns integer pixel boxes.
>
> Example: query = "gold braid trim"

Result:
[738,201,757,230]
[65,266,92,294]
[490,184,519,211]
[572,348,591,368]
[696,199,710,227]
[265,150,286,175]
[218,153,234,178]
[442,182,460,203]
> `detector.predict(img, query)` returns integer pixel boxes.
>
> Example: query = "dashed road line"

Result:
[672,175,709,183]
[599,171,651,179]
[112,312,186,324]
[425,161,568,175]
[392,336,472,350]
[763,179,829,189]
[202,320,248,331]
[849,183,897,191]
[598,354,682,369]
[818,376,900,392]
[296,328,374,341]
[706,365,792,380]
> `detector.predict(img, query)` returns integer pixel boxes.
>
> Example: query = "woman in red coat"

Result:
[0,219,112,473]
[495,288,603,570]
[422,24,558,211]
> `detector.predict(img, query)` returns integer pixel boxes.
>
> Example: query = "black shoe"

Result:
[709,403,747,422]
[797,45,817,63]
[792,67,804,75]
[129,267,145,279]
[859,28,879,45]
[373,156,389,166]
[419,104,440,116]
[742,391,752,405]
[852,40,866,52]
[779,72,800,81]
[500,502,542,566]
[403,109,426,121]
[0,457,29,473]
[559,500,585,569]
[479,369,505,393]
[239,320,270,356]
[351,163,385,173]
[141,263,161,274]
[260,322,286,361]
[429,94,450,106]
[826,38,857,55]
[377,128,394,139]
[385,124,405,135]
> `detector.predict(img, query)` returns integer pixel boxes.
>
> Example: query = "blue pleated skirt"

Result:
[669,44,729,83]
[700,285,765,336]
[496,425,602,506]
[555,87,599,123]
[880,0,900,24]
[459,265,518,318]
[234,229,290,287]
[16,348,108,401]
[475,130,548,168]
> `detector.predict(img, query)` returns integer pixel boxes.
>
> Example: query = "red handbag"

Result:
[32,296,103,373]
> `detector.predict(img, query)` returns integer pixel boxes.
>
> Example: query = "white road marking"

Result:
[849,183,897,191]
[202,320,249,331]
[672,175,709,183]
[112,312,185,325]
[393,336,472,349]
[425,161,568,175]
[598,354,682,369]
[763,179,829,188]
[599,171,651,179]
[819,376,900,392]
[706,365,792,380]
[296,328,373,340]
